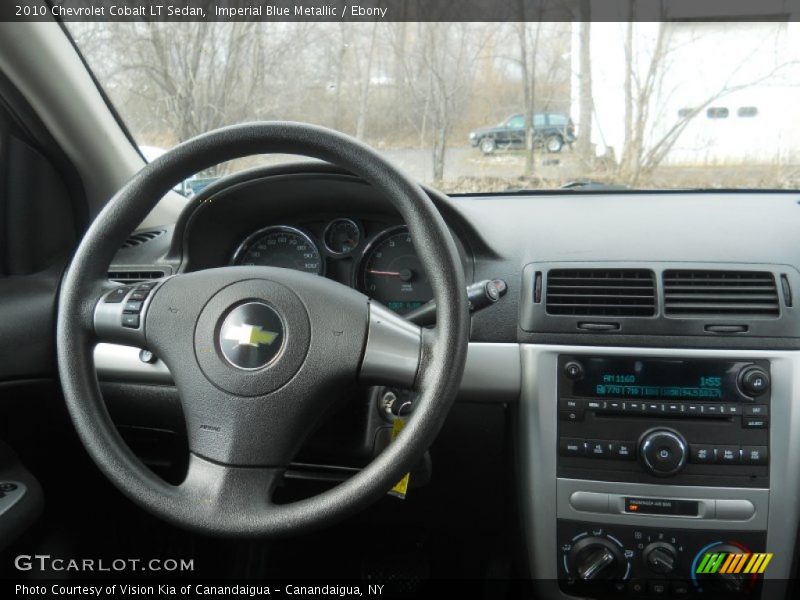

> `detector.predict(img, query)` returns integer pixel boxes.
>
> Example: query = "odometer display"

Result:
[358,226,432,314]
[233,225,323,274]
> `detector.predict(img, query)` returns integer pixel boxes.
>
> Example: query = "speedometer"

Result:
[232,225,323,275]
[357,226,432,314]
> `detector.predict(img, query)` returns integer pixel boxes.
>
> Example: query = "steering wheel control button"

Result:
[124,300,144,313]
[104,286,131,303]
[639,429,687,476]
[121,313,140,328]
[563,360,585,380]
[739,366,770,397]
[219,302,284,370]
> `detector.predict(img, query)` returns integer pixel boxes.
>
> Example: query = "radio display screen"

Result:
[567,357,738,400]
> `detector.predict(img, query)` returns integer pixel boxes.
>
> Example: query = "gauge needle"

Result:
[368,268,414,282]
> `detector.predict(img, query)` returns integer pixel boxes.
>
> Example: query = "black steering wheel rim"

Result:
[56,122,470,536]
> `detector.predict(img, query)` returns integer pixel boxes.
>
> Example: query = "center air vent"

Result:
[663,270,780,317]
[121,229,165,249]
[545,269,656,317]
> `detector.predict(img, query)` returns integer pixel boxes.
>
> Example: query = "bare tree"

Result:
[618,22,798,184]
[575,0,593,163]
[516,21,544,175]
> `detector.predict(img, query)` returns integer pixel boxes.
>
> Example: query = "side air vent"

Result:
[108,270,167,284]
[663,270,780,317]
[545,269,656,317]
[121,229,165,249]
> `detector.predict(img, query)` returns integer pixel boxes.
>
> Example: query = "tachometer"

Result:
[357,226,432,314]
[232,225,323,274]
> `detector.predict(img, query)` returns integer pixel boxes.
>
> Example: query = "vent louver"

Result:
[545,269,656,316]
[663,270,780,317]
[108,270,167,284]
[121,229,165,249]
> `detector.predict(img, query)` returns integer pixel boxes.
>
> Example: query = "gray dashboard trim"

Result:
[94,342,521,402]
[519,344,800,598]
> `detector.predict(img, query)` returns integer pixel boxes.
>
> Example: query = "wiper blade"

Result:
[559,180,629,191]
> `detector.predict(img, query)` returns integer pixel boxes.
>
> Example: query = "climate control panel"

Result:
[558,520,767,598]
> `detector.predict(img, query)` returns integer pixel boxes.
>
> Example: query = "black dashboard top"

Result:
[110,163,800,349]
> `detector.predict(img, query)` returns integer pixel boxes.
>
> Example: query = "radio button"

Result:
[722,404,742,415]
[559,438,587,457]
[559,410,583,422]
[717,446,741,464]
[613,441,636,460]
[644,403,664,415]
[624,401,643,412]
[690,445,717,464]
[685,404,702,416]
[587,400,606,410]
[744,404,769,416]
[588,441,608,458]
[666,403,683,415]
[702,404,722,416]
[743,417,769,429]
[741,446,768,465]
[607,401,623,412]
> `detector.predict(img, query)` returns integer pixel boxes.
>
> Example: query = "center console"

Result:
[520,346,800,599]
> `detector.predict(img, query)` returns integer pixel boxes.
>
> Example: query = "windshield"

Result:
[68,21,800,193]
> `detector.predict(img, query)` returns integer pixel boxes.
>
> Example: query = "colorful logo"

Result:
[695,552,773,575]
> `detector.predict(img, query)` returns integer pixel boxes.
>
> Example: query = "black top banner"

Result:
[3,0,800,22]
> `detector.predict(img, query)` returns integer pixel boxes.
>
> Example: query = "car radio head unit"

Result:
[564,357,769,402]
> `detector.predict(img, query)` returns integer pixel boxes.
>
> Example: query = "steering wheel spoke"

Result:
[177,454,280,525]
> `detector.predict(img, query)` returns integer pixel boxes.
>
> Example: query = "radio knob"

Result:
[639,429,688,477]
[564,360,585,381]
[643,542,677,575]
[739,366,770,397]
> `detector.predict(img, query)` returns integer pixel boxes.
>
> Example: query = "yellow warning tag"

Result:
[388,418,410,499]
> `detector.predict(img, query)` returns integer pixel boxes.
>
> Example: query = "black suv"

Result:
[469,112,576,154]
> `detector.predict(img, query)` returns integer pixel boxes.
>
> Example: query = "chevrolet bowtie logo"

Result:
[223,324,280,347]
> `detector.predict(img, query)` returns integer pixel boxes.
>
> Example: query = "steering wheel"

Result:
[56,123,469,536]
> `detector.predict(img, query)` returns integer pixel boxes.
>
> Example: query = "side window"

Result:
[738,106,758,118]
[706,107,729,119]
[507,116,525,129]
[548,114,566,126]
[533,114,546,127]
[677,108,694,118]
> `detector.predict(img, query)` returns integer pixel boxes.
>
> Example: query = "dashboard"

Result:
[103,163,800,599]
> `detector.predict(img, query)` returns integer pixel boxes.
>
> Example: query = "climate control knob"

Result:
[643,542,678,575]
[639,429,688,477]
[567,536,626,581]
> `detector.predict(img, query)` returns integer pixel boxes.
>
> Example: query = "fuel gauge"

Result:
[323,218,361,256]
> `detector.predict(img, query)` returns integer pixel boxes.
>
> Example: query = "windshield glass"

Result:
[67,21,799,193]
